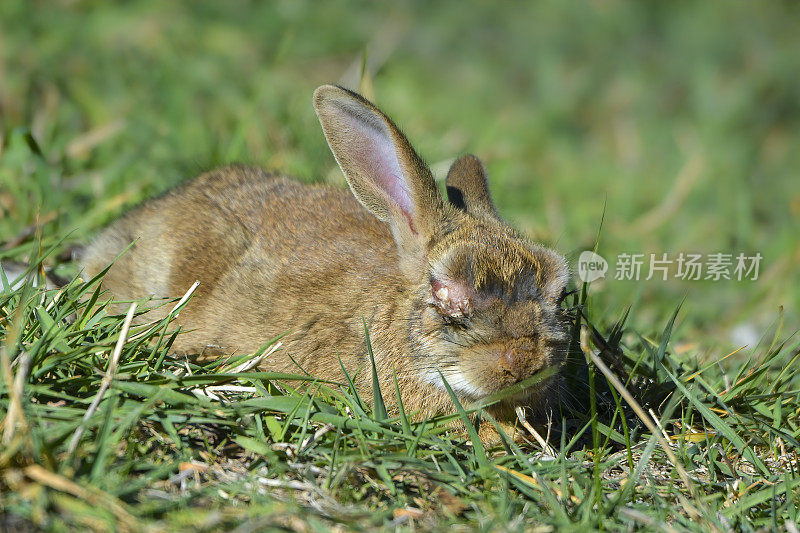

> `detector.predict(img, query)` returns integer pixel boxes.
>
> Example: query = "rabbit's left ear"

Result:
[314,85,444,270]
[446,154,499,220]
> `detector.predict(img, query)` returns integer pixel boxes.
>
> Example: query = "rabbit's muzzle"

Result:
[499,344,533,381]
[478,338,550,389]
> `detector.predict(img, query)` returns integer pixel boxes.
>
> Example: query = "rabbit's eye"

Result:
[442,313,471,330]
[429,278,476,332]
[430,280,473,319]
[429,299,472,329]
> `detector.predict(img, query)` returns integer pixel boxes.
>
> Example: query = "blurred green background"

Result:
[1,0,798,353]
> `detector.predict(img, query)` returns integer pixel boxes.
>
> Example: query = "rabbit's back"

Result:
[82,165,401,357]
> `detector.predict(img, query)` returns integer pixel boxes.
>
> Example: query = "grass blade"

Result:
[363,318,387,421]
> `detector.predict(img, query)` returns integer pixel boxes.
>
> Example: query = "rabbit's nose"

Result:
[500,348,524,379]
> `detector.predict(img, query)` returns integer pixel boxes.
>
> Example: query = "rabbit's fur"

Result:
[81,85,570,435]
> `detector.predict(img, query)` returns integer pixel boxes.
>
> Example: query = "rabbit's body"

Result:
[82,86,571,432]
[84,168,448,408]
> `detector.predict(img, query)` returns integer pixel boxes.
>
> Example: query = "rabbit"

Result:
[80,85,571,442]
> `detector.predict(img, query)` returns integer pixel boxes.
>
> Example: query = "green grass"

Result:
[1,1,799,530]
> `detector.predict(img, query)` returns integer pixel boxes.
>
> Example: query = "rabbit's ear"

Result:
[445,154,499,220]
[313,85,443,255]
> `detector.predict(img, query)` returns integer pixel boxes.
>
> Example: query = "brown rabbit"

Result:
[81,85,571,439]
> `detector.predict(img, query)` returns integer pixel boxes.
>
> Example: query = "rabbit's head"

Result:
[314,85,570,403]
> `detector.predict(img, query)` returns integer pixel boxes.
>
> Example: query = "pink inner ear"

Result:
[348,117,415,220]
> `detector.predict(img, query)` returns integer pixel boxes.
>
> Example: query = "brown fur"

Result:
[81,85,570,440]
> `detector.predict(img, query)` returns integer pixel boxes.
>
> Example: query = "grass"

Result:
[1,1,799,530]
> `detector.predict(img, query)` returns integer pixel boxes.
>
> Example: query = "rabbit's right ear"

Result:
[446,154,499,220]
[313,85,443,271]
